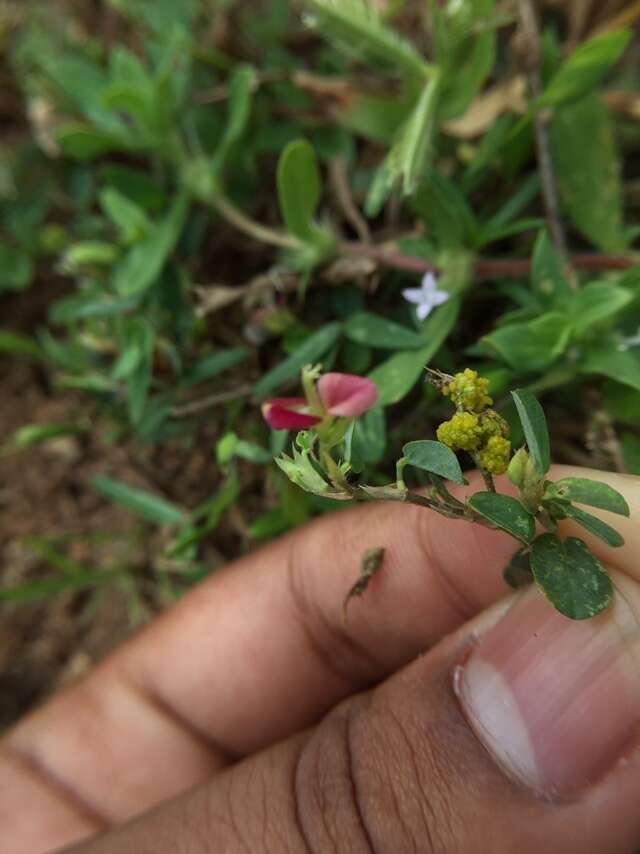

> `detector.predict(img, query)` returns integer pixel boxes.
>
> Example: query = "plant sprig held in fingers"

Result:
[263,365,630,621]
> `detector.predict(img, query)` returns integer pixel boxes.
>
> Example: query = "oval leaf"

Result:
[560,504,624,548]
[551,93,626,253]
[511,388,551,475]
[344,312,427,350]
[467,492,535,543]
[530,534,613,620]
[277,139,322,242]
[403,440,464,485]
[546,477,630,517]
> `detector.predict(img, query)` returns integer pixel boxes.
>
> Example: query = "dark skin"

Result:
[2,467,640,853]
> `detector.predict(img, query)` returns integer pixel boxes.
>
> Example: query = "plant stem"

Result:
[170,384,254,417]
[212,193,300,250]
[428,474,466,510]
[342,242,635,279]
[480,468,497,493]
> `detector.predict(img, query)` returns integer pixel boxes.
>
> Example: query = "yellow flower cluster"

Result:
[442,369,492,413]
[437,412,484,451]
[478,436,512,475]
[437,370,511,474]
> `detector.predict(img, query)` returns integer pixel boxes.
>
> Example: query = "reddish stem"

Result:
[342,243,635,280]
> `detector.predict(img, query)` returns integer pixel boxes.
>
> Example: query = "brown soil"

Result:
[0,355,245,731]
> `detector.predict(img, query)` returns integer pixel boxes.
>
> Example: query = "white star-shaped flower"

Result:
[402,272,450,321]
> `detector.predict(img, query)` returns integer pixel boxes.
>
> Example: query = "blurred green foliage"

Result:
[1,0,639,600]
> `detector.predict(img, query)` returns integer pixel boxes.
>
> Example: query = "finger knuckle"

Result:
[293,693,461,854]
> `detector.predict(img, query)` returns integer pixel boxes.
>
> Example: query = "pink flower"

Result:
[317,373,379,416]
[262,373,379,430]
[261,398,321,430]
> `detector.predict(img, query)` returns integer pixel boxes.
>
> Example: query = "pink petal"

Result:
[262,400,321,430]
[317,373,379,417]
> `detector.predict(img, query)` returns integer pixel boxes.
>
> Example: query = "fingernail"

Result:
[454,581,640,796]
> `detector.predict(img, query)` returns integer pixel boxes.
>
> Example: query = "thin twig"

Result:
[329,156,371,243]
[170,384,254,418]
[517,0,574,283]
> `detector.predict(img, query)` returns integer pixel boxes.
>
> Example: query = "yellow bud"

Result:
[437,411,484,452]
[478,436,512,475]
[442,368,493,412]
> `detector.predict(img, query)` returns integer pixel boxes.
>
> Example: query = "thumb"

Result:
[65,578,640,854]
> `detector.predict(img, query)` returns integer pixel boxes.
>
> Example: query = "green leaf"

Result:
[0,569,123,604]
[338,90,415,144]
[62,241,119,271]
[368,347,431,406]
[0,330,41,359]
[99,187,150,243]
[395,74,441,196]
[211,65,255,177]
[306,0,429,79]
[411,170,477,249]
[0,243,33,292]
[57,125,132,160]
[101,165,166,212]
[559,503,624,548]
[113,195,188,295]
[349,406,386,468]
[483,312,571,371]
[438,0,497,119]
[92,475,185,525]
[403,440,464,484]
[253,322,341,397]
[12,423,86,448]
[365,74,441,213]
[530,534,613,619]
[551,94,625,252]
[277,138,325,243]
[568,282,632,338]
[580,345,640,392]
[530,230,572,303]
[181,348,250,387]
[216,432,273,466]
[369,296,460,405]
[467,492,535,543]
[536,29,631,108]
[545,477,630,516]
[511,388,551,474]
[344,312,427,350]
[123,319,155,424]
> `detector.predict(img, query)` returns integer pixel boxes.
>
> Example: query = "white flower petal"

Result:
[402,288,425,304]
[430,290,450,306]
[421,272,438,293]
[416,302,433,321]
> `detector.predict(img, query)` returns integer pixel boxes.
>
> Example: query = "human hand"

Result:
[2,467,640,854]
